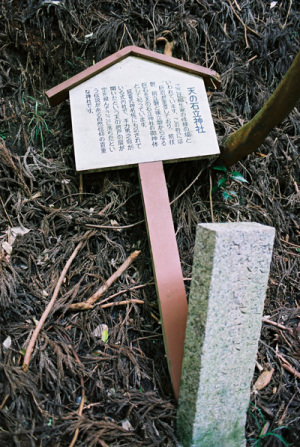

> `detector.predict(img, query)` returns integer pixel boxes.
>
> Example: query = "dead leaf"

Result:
[3,336,12,349]
[253,368,274,391]
[121,419,134,431]
[260,421,270,436]
[2,241,12,255]
[2,226,31,255]
[6,226,30,245]
[92,324,109,342]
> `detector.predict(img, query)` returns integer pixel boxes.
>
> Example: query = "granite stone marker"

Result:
[177,222,275,447]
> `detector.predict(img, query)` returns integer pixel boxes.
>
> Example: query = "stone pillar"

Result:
[177,222,275,447]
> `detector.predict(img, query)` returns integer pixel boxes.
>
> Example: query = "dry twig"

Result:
[170,167,205,206]
[226,0,260,48]
[262,316,293,334]
[69,376,85,447]
[70,250,141,311]
[101,299,144,309]
[85,220,144,230]
[277,353,300,380]
[0,393,9,410]
[0,196,13,227]
[96,282,155,306]
[0,140,31,196]
[22,236,88,371]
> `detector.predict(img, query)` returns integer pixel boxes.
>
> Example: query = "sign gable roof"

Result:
[46,45,221,107]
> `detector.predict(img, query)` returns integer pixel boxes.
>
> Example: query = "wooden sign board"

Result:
[46,46,221,400]
[69,56,219,172]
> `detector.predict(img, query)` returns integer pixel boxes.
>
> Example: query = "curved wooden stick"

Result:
[22,239,85,372]
[69,376,85,447]
[69,250,141,311]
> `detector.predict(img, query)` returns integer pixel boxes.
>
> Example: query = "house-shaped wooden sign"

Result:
[46,46,221,399]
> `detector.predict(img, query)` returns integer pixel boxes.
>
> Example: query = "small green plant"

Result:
[27,96,53,155]
[247,403,290,446]
[0,130,6,140]
[212,165,248,201]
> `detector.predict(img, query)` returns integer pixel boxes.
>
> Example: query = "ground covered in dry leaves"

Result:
[0,1,299,446]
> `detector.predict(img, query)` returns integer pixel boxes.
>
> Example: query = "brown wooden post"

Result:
[139,161,188,399]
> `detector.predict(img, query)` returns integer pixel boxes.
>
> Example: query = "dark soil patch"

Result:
[0,1,299,446]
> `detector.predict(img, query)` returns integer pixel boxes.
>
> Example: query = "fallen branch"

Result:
[67,344,86,447]
[22,237,88,372]
[280,238,300,249]
[226,0,260,48]
[0,393,9,410]
[278,392,296,426]
[70,250,141,311]
[0,196,13,227]
[101,299,144,309]
[170,167,205,205]
[262,316,293,335]
[95,281,155,307]
[0,140,31,196]
[85,220,144,230]
[69,376,85,447]
[96,277,190,307]
[277,353,300,380]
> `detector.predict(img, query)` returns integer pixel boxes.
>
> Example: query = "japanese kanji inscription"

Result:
[69,57,219,172]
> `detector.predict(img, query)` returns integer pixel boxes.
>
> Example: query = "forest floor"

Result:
[0,1,299,446]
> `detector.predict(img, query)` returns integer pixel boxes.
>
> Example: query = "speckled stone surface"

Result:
[177,222,275,447]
